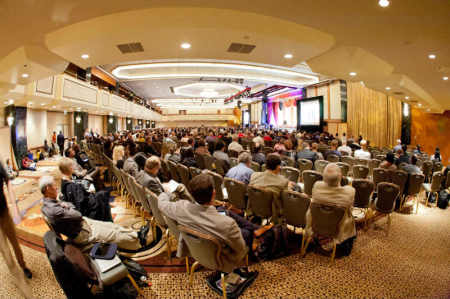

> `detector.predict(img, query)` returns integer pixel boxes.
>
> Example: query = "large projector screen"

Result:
[300,100,320,126]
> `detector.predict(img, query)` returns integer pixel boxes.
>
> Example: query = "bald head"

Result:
[323,163,342,187]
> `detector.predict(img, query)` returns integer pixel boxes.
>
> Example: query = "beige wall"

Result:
[47,111,71,140]
[157,121,229,128]
[27,109,47,148]
[306,80,342,120]
[88,114,103,135]
[0,127,11,164]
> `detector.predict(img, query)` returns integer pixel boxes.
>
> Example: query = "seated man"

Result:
[58,157,112,222]
[158,174,259,272]
[402,155,423,175]
[65,148,99,180]
[354,139,371,160]
[225,152,254,185]
[305,163,356,256]
[123,143,139,177]
[228,135,244,154]
[337,141,352,156]
[136,156,165,195]
[324,140,342,160]
[213,140,230,170]
[296,142,317,163]
[380,152,397,171]
[40,176,149,252]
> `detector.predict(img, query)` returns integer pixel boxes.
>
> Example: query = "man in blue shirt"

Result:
[225,152,254,184]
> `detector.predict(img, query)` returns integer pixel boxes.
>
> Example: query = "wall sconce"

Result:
[6,114,14,126]
[109,117,113,124]
[75,116,81,124]
[127,119,131,124]
[403,103,409,117]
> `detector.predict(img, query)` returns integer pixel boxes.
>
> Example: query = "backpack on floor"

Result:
[437,190,449,209]
[255,224,290,261]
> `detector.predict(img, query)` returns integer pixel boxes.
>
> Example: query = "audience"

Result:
[226,152,254,184]
[402,155,423,175]
[136,156,166,196]
[380,152,397,171]
[296,142,317,162]
[213,141,230,168]
[354,139,371,160]
[252,144,266,166]
[228,135,244,153]
[123,143,140,177]
[337,140,352,156]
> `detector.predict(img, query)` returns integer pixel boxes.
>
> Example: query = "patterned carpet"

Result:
[1,203,449,298]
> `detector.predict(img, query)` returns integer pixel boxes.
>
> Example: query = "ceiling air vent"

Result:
[117,42,144,54]
[227,42,256,54]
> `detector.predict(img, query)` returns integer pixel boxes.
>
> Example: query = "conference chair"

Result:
[214,158,227,176]
[376,154,386,161]
[297,159,313,182]
[302,170,323,197]
[339,150,349,156]
[129,177,147,221]
[204,154,216,171]
[353,165,369,179]
[152,142,162,155]
[336,162,350,177]
[228,149,239,158]
[281,156,296,167]
[224,178,248,211]
[341,156,355,168]
[390,169,408,199]
[189,167,202,179]
[194,153,206,170]
[160,159,171,182]
[355,158,369,166]
[168,160,181,183]
[421,161,433,182]
[162,215,190,272]
[314,159,329,173]
[432,161,443,173]
[352,179,374,228]
[264,146,274,155]
[250,161,261,172]
[261,164,266,172]
[369,159,382,177]
[247,185,274,224]
[176,163,191,187]
[205,170,225,202]
[302,203,346,263]
[281,191,310,254]
[373,168,392,189]
[281,166,300,183]
[179,226,232,299]
[403,173,425,213]
[372,183,399,236]
[423,172,443,207]
[326,154,340,163]
[230,157,238,168]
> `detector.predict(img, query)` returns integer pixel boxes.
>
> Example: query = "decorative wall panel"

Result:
[63,78,97,104]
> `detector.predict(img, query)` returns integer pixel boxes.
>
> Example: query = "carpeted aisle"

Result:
[1,204,449,298]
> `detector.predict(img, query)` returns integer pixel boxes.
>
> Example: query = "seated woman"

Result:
[21,156,36,171]
[58,157,112,222]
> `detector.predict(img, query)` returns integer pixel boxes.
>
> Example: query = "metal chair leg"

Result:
[330,240,336,263]
[302,236,312,257]
[189,261,199,286]
[127,274,144,297]
[386,213,392,236]
[185,256,190,274]
[221,272,227,299]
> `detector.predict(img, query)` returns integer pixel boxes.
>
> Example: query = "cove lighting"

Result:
[81,54,89,59]
[428,54,436,59]
[378,0,390,7]
[284,53,293,59]
[181,43,191,49]
[349,72,357,76]
[22,73,29,78]
[443,76,449,81]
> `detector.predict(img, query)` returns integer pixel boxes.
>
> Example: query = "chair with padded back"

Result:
[160,159,171,182]
[352,179,374,228]
[372,183,399,236]
[302,203,346,263]
[373,168,392,189]
[250,161,261,172]
[314,160,329,173]
[230,157,238,168]
[261,164,266,172]
[168,160,181,183]
[339,150,349,156]
[176,163,191,187]
[281,156,296,167]
[391,169,408,199]
[422,172,443,207]
[189,167,202,179]
[281,166,300,182]
[369,159,382,177]
[432,161,443,174]
[205,170,225,202]
[353,165,369,179]
[224,178,247,210]
[302,170,323,197]
[228,149,239,158]
[421,161,433,182]
[281,191,310,254]
[355,158,369,166]
[162,215,190,272]
[336,162,350,177]
[203,154,216,171]
[194,154,206,170]
[263,146,274,156]
[129,177,146,222]
[214,158,227,176]
[297,158,313,182]
[247,185,274,223]
[326,154,340,163]
[376,154,386,161]
[341,156,355,168]
[403,173,425,213]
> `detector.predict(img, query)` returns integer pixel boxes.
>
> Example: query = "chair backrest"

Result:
[280,166,300,182]
[160,159,170,181]
[168,160,180,182]
[194,153,206,169]
[391,170,408,195]
[302,170,323,196]
[205,170,224,202]
[406,173,425,195]
[352,165,369,179]
[341,156,355,167]
[326,154,340,163]
[230,157,238,168]
[144,188,167,229]
[339,150,349,156]
[352,179,374,208]
[164,215,181,241]
[247,185,274,219]
[446,171,450,189]
[224,178,247,210]
[310,202,346,238]
[281,156,296,167]
[430,171,444,192]
[179,225,222,271]
[375,182,399,214]
[264,146,274,155]
[176,163,191,186]
[261,164,266,172]
[203,154,215,171]
[228,149,239,158]
[355,158,369,166]
[281,191,310,228]
[189,167,202,179]
[250,161,261,172]
[297,158,313,177]
[134,182,152,214]
[432,161,443,173]
[369,159,382,174]
[336,162,350,177]
[314,159,329,173]
[376,154,386,161]
[421,161,433,177]
[373,168,392,188]
[214,158,226,176]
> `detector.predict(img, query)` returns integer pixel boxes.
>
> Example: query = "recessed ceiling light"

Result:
[405,96,409,100]
[284,53,293,59]
[428,54,436,59]
[180,43,191,49]
[28,101,33,105]
[443,76,449,81]
[81,54,89,59]
[8,99,14,104]
[385,87,391,90]
[22,73,29,78]
[40,103,46,106]
[378,0,390,7]
[349,72,357,76]
[418,103,422,107]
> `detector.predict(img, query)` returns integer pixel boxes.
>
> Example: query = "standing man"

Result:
[0,160,33,298]
[57,130,65,156]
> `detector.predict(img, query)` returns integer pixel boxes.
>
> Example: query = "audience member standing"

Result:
[57,131,65,156]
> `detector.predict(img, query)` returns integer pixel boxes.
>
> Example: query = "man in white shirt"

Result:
[337,141,352,156]
[252,133,264,147]
[354,139,371,160]
[228,136,244,153]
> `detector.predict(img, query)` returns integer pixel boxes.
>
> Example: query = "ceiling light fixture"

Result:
[28,101,33,105]
[405,96,409,100]
[378,0,390,7]
[40,103,45,106]
[22,73,29,78]
[180,43,191,49]
[284,53,293,59]
[443,76,449,81]
[81,54,89,59]
[349,72,357,76]
[385,87,391,90]
[418,103,422,107]
[428,54,436,59]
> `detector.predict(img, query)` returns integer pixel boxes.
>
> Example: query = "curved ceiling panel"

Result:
[45,7,335,69]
